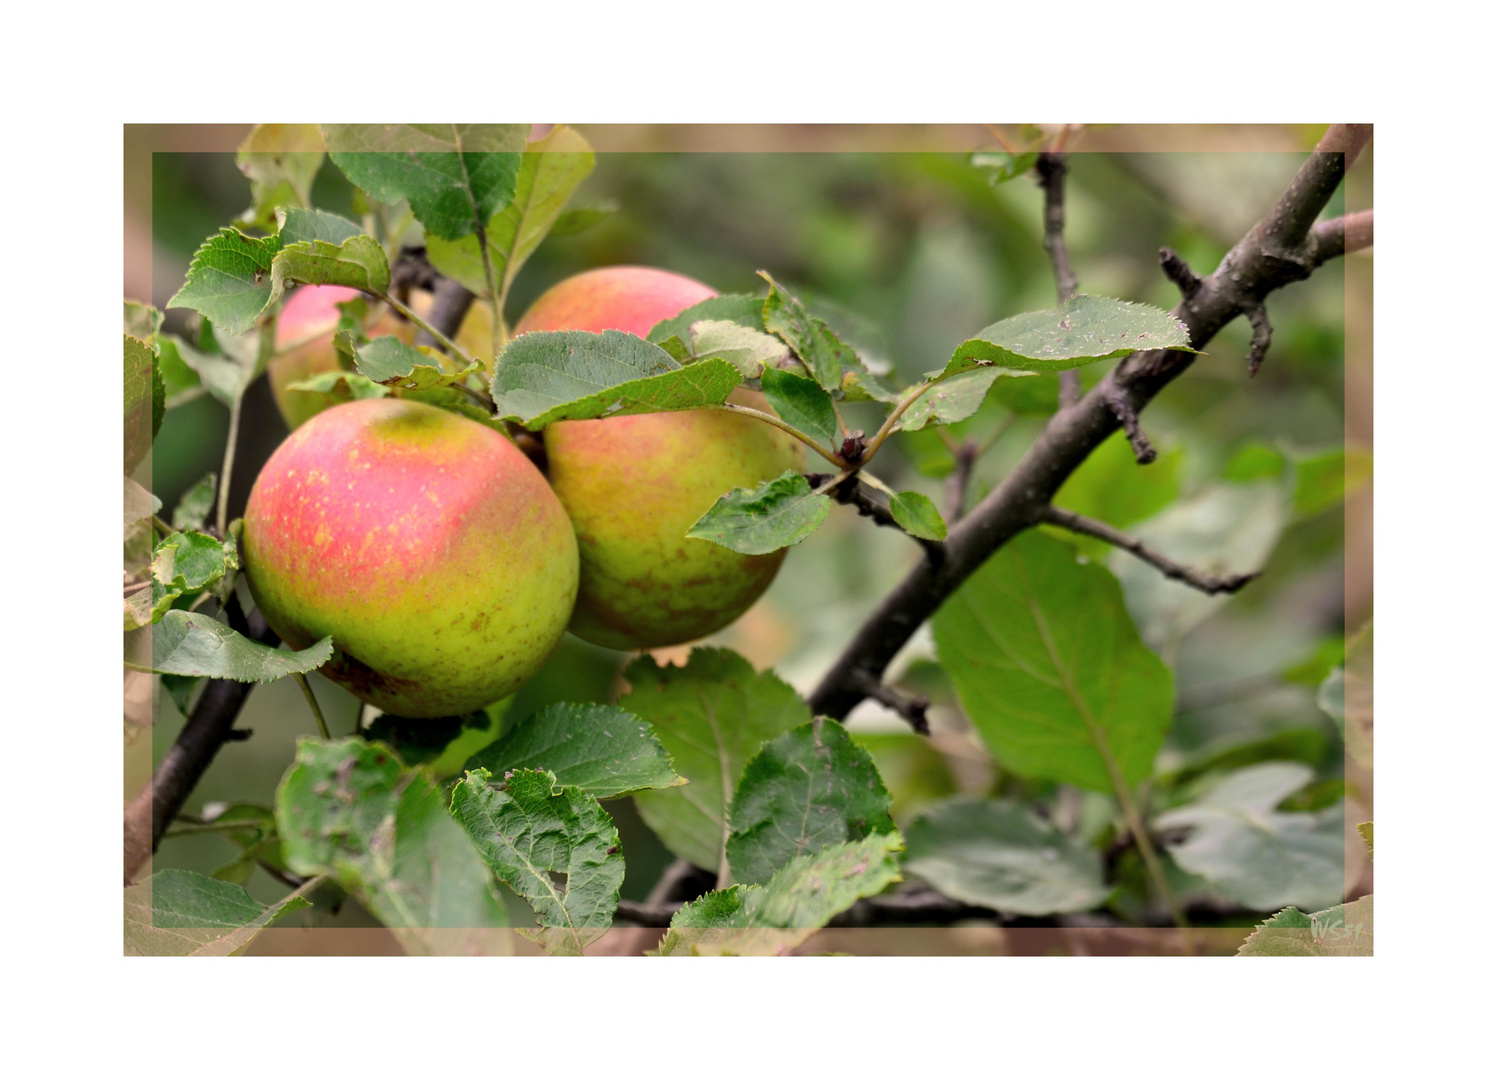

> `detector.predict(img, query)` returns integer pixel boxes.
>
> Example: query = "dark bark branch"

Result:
[1037,152,1082,409]
[847,670,931,734]
[1309,209,1373,264]
[1158,247,1203,300]
[123,284,481,885]
[1101,384,1158,464]
[808,125,1370,720]
[1039,505,1261,595]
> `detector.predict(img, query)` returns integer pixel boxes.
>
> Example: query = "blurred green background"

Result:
[127,126,1371,927]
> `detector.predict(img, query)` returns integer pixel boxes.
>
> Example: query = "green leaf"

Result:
[1156,763,1344,911]
[626,649,811,872]
[362,711,491,769]
[901,366,1031,432]
[277,206,363,245]
[492,330,742,428]
[726,718,895,885]
[269,234,391,306]
[323,123,527,242]
[203,804,287,885]
[347,335,479,391]
[151,529,236,599]
[123,869,311,957]
[157,333,243,407]
[276,738,509,955]
[171,473,217,532]
[888,491,947,541]
[124,334,162,473]
[681,319,793,379]
[1111,482,1287,653]
[687,470,832,556]
[946,295,1193,376]
[852,733,958,824]
[464,702,684,800]
[760,367,837,445]
[132,610,332,683]
[647,294,766,345]
[285,370,391,401]
[1052,430,1183,559]
[1357,822,1373,862]
[1293,446,1373,518]
[124,299,163,340]
[655,832,904,956]
[548,201,618,237]
[236,124,324,230]
[450,768,623,956]
[1237,895,1373,957]
[970,149,1039,185]
[425,125,595,300]
[124,474,161,532]
[759,271,856,392]
[931,529,1174,792]
[166,228,283,335]
[839,363,901,404]
[903,797,1112,915]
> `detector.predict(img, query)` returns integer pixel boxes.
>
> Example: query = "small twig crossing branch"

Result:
[1038,505,1261,595]
[1036,152,1082,409]
[1101,384,1157,464]
[1158,247,1202,300]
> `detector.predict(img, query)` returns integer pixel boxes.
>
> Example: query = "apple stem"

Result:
[380,292,478,372]
[292,673,331,740]
[711,403,847,466]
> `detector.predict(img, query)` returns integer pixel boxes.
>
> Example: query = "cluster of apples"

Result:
[242,267,801,718]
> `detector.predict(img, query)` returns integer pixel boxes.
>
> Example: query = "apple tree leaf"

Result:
[127,610,332,683]
[285,371,391,401]
[123,868,312,957]
[344,335,479,391]
[124,334,164,473]
[759,271,856,393]
[900,366,1033,432]
[171,473,218,532]
[675,319,792,379]
[323,123,527,242]
[491,329,742,428]
[931,529,1174,793]
[464,702,684,800]
[124,475,161,532]
[450,768,624,956]
[166,228,282,335]
[276,738,509,955]
[277,206,363,246]
[647,294,766,349]
[654,832,904,956]
[687,470,832,555]
[626,649,810,872]
[124,299,163,340]
[760,367,837,446]
[726,718,895,885]
[944,295,1193,377]
[268,234,391,307]
[903,797,1112,915]
[1237,895,1373,957]
[236,123,325,230]
[888,491,947,541]
[426,125,595,299]
[1156,762,1345,912]
[970,149,1039,185]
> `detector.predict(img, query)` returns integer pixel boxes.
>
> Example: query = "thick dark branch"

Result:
[1309,209,1374,265]
[847,670,930,734]
[808,125,1369,720]
[1037,152,1081,408]
[414,277,476,351]
[1039,505,1260,595]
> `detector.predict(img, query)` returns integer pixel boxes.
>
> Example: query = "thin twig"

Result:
[216,392,244,539]
[1039,505,1261,595]
[714,403,846,465]
[152,514,176,537]
[945,439,979,522]
[1101,384,1157,464]
[1037,152,1081,409]
[381,292,473,367]
[847,670,931,734]
[292,672,331,740]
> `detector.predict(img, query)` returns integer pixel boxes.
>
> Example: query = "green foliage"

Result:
[1358,822,1373,861]
[1156,763,1345,911]
[491,330,742,427]
[1293,446,1373,518]
[124,299,164,341]
[687,470,832,555]
[166,228,282,334]
[970,149,1038,185]
[900,367,1027,431]
[277,206,362,245]
[202,804,287,886]
[647,294,766,345]
[1237,895,1373,957]
[903,797,1112,915]
[626,649,810,872]
[130,611,332,682]
[450,768,624,956]
[277,738,509,955]
[759,271,856,392]
[464,702,685,800]
[932,529,1173,792]
[946,295,1193,375]
[171,473,217,531]
[269,234,391,306]
[760,367,838,446]
[426,125,594,302]
[322,123,527,241]
[236,124,324,230]
[124,475,160,532]
[888,491,947,541]
[670,319,792,379]
[726,718,895,885]
[123,869,310,957]
[655,832,904,956]
[123,334,163,473]
[852,733,958,825]
[1053,430,1183,558]
[285,370,390,401]
[346,335,479,391]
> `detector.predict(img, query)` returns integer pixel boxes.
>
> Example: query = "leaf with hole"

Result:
[450,768,624,956]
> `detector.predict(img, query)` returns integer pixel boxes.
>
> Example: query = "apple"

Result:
[514,266,802,650]
[242,398,579,717]
[269,285,495,430]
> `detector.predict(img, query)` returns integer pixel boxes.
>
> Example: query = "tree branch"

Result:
[808,124,1371,720]
[805,472,944,560]
[1038,505,1260,595]
[847,669,931,734]
[1037,152,1082,409]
